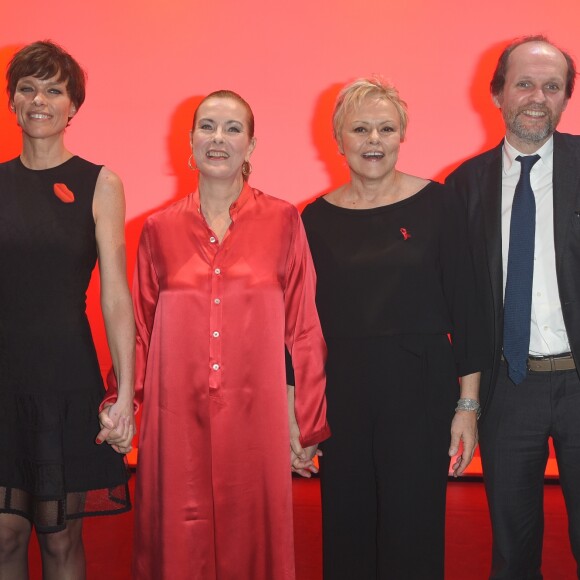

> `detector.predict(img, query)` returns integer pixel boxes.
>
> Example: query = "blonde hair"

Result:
[332,77,408,144]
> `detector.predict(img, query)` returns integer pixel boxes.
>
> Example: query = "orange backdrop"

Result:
[2,0,579,475]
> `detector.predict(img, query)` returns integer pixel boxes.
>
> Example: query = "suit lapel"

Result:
[479,143,504,311]
[553,132,580,270]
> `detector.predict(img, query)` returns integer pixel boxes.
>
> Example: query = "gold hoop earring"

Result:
[188,154,197,171]
[242,161,252,177]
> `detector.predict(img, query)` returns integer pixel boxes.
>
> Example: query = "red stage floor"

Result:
[27,477,576,579]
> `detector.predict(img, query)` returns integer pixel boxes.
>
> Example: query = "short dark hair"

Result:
[6,40,87,111]
[490,35,577,99]
[192,89,255,138]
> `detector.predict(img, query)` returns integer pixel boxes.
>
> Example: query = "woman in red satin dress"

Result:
[105,90,330,579]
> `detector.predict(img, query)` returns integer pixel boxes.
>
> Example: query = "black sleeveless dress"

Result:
[0,156,131,533]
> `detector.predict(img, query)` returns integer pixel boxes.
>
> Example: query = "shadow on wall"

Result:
[434,39,508,182]
[298,82,350,211]
[125,94,206,279]
[0,44,25,162]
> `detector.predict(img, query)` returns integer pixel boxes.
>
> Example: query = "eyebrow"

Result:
[197,117,243,125]
[349,119,397,124]
[515,75,564,83]
[17,78,67,87]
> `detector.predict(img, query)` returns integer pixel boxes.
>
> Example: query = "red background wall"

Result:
[2,1,579,474]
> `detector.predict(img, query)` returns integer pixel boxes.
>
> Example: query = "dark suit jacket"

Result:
[446,131,580,421]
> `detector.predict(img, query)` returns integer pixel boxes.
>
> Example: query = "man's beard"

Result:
[505,107,558,143]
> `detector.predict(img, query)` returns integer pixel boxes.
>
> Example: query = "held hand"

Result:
[290,439,322,478]
[286,384,321,477]
[449,410,478,477]
[96,398,135,454]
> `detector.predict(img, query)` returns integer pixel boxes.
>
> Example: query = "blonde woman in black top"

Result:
[301,78,488,579]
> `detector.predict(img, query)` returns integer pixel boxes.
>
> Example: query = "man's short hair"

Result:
[490,35,577,99]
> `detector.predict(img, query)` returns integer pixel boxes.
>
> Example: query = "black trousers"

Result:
[480,361,580,579]
[320,335,457,580]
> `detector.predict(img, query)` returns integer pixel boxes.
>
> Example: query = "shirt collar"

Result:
[192,181,253,222]
[228,181,253,220]
[502,135,554,176]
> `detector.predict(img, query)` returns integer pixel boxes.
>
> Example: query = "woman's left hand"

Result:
[287,383,322,477]
[291,441,322,478]
[448,410,478,477]
[96,398,135,454]
[93,167,135,456]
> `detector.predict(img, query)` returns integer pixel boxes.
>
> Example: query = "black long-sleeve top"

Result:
[300,181,489,377]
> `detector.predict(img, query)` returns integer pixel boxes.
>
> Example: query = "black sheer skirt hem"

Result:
[0,481,131,533]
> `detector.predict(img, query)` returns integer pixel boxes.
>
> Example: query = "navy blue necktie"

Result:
[503,154,541,385]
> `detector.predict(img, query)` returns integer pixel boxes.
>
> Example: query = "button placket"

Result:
[208,247,223,394]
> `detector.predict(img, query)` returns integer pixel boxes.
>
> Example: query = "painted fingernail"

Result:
[95,438,103,445]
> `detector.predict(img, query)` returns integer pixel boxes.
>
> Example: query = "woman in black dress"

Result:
[302,78,488,579]
[0,41,134,579]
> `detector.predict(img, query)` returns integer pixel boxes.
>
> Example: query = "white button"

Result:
[536,292,541,297]
[212,363,220,371]
[212,331,220,338]
[214,268,221,275]
[210,237,216,243]
[214,298,221,304]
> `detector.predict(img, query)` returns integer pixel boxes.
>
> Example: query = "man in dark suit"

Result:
[446,36,580,578]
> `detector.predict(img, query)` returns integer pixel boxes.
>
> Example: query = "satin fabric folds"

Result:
[107,184,329,579]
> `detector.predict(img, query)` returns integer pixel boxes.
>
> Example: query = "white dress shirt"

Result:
[501,136,570,356]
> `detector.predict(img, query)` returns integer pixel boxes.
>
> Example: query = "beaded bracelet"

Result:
[455,398,481,420]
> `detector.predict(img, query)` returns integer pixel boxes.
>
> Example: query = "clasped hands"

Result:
[291,438,322,478]
[96,397,135,455]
